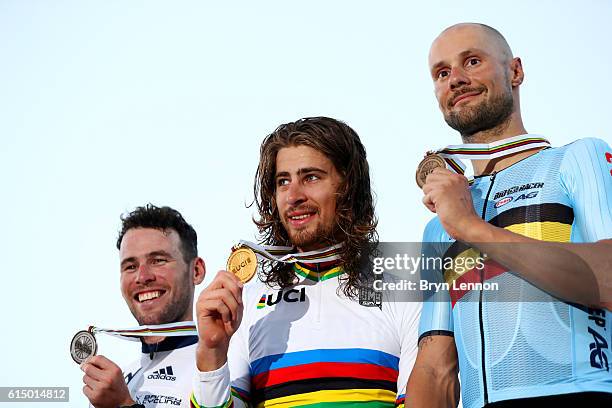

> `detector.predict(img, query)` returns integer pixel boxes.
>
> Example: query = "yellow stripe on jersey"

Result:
[443,247,481,284]
[257,388,397,407]
[505,221,572,242]
[442,221,571,284]
[294,263,344,281]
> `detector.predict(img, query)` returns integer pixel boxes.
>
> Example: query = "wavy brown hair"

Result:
[253,116,378,298]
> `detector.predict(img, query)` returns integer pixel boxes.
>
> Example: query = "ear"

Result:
[192,257,206,285]
[510,57,524,88]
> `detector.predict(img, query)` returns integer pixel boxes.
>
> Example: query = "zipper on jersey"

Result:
[149,342,159,360]
[479,171,496,405]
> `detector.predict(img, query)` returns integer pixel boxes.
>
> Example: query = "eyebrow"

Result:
[120,257,137,268]
[120,250,174,267]
[430,59,447,73]
[430,48,489,73]
[148,250,174,258]
[275,167,328,178]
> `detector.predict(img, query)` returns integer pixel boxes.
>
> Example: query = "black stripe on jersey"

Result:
[442,241,472,263]
[489,203,574,228]
[440,204,574,261]
[251,377,396,404]
[418,330,454,345]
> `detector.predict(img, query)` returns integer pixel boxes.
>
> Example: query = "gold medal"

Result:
[226,247,258,283]
[416,153,446,188]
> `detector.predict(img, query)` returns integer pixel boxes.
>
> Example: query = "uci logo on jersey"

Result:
[257,288,306,309]
[494,191,539,208]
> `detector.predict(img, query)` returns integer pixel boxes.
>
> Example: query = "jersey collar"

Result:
[293,259,344,283]
[472,134,551,179]
[140,334,198,354]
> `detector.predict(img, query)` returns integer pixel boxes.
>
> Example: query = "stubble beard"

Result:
[287,221,335,252]
[444,87,514,140]
[129,276,192,326]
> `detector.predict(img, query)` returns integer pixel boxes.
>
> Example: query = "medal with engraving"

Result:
[70,329,97,364]
[416,153,446,189]
[227,247,258,283]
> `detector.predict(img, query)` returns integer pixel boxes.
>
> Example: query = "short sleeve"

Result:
[418,218,454,341]
[559,137,612,242]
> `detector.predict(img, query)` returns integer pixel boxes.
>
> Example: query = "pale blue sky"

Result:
[1,1,611,407]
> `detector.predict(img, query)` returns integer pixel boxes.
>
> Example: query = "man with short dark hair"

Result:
[191,117,420,408]
[81,204,205,408]
[407,23,612,408]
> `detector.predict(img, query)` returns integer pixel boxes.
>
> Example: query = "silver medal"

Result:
[70,330,97,364]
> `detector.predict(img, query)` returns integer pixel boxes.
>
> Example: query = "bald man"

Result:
[407,23,612,407]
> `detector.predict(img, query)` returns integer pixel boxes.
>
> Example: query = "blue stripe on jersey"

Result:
[250,348,400,376]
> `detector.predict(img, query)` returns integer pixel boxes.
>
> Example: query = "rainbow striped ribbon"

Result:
[432,134,550,175]
[236,240,343,264]
[90,321,197,341]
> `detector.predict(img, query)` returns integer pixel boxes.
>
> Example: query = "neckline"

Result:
[140,334,198,354]
[472,145,551,180]
[293,260,344,282]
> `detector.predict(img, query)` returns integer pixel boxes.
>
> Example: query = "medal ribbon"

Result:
[236,240,343,264]
[432,134,550,175]
[90,321,197,342]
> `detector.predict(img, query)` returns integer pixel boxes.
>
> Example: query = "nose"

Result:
[449,66,470,90]
[136,264,155,285]
[286,180,307,207]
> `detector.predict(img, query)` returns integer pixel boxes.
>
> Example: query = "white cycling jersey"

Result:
[192,261,421,408]
[120,335,199,407]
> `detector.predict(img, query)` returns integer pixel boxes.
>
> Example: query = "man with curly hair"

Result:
[191,117,420,408]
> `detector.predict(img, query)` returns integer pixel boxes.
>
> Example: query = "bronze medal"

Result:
[415,153,446,188]
[226,247,258,283]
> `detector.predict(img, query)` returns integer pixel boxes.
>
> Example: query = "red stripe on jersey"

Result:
[450,260,507,307]
[251,361,398,389]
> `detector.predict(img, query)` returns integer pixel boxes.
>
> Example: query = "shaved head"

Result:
[428,23,524,140]
[433,23,514,64]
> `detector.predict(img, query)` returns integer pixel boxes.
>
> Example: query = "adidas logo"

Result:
[147,366,176,381]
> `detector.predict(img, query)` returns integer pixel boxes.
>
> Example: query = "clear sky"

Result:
[1,1,611,407]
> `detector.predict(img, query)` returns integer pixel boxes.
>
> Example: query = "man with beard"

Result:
[191,117,420,408]
[81,205,205,408]
[407,24,612,408]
